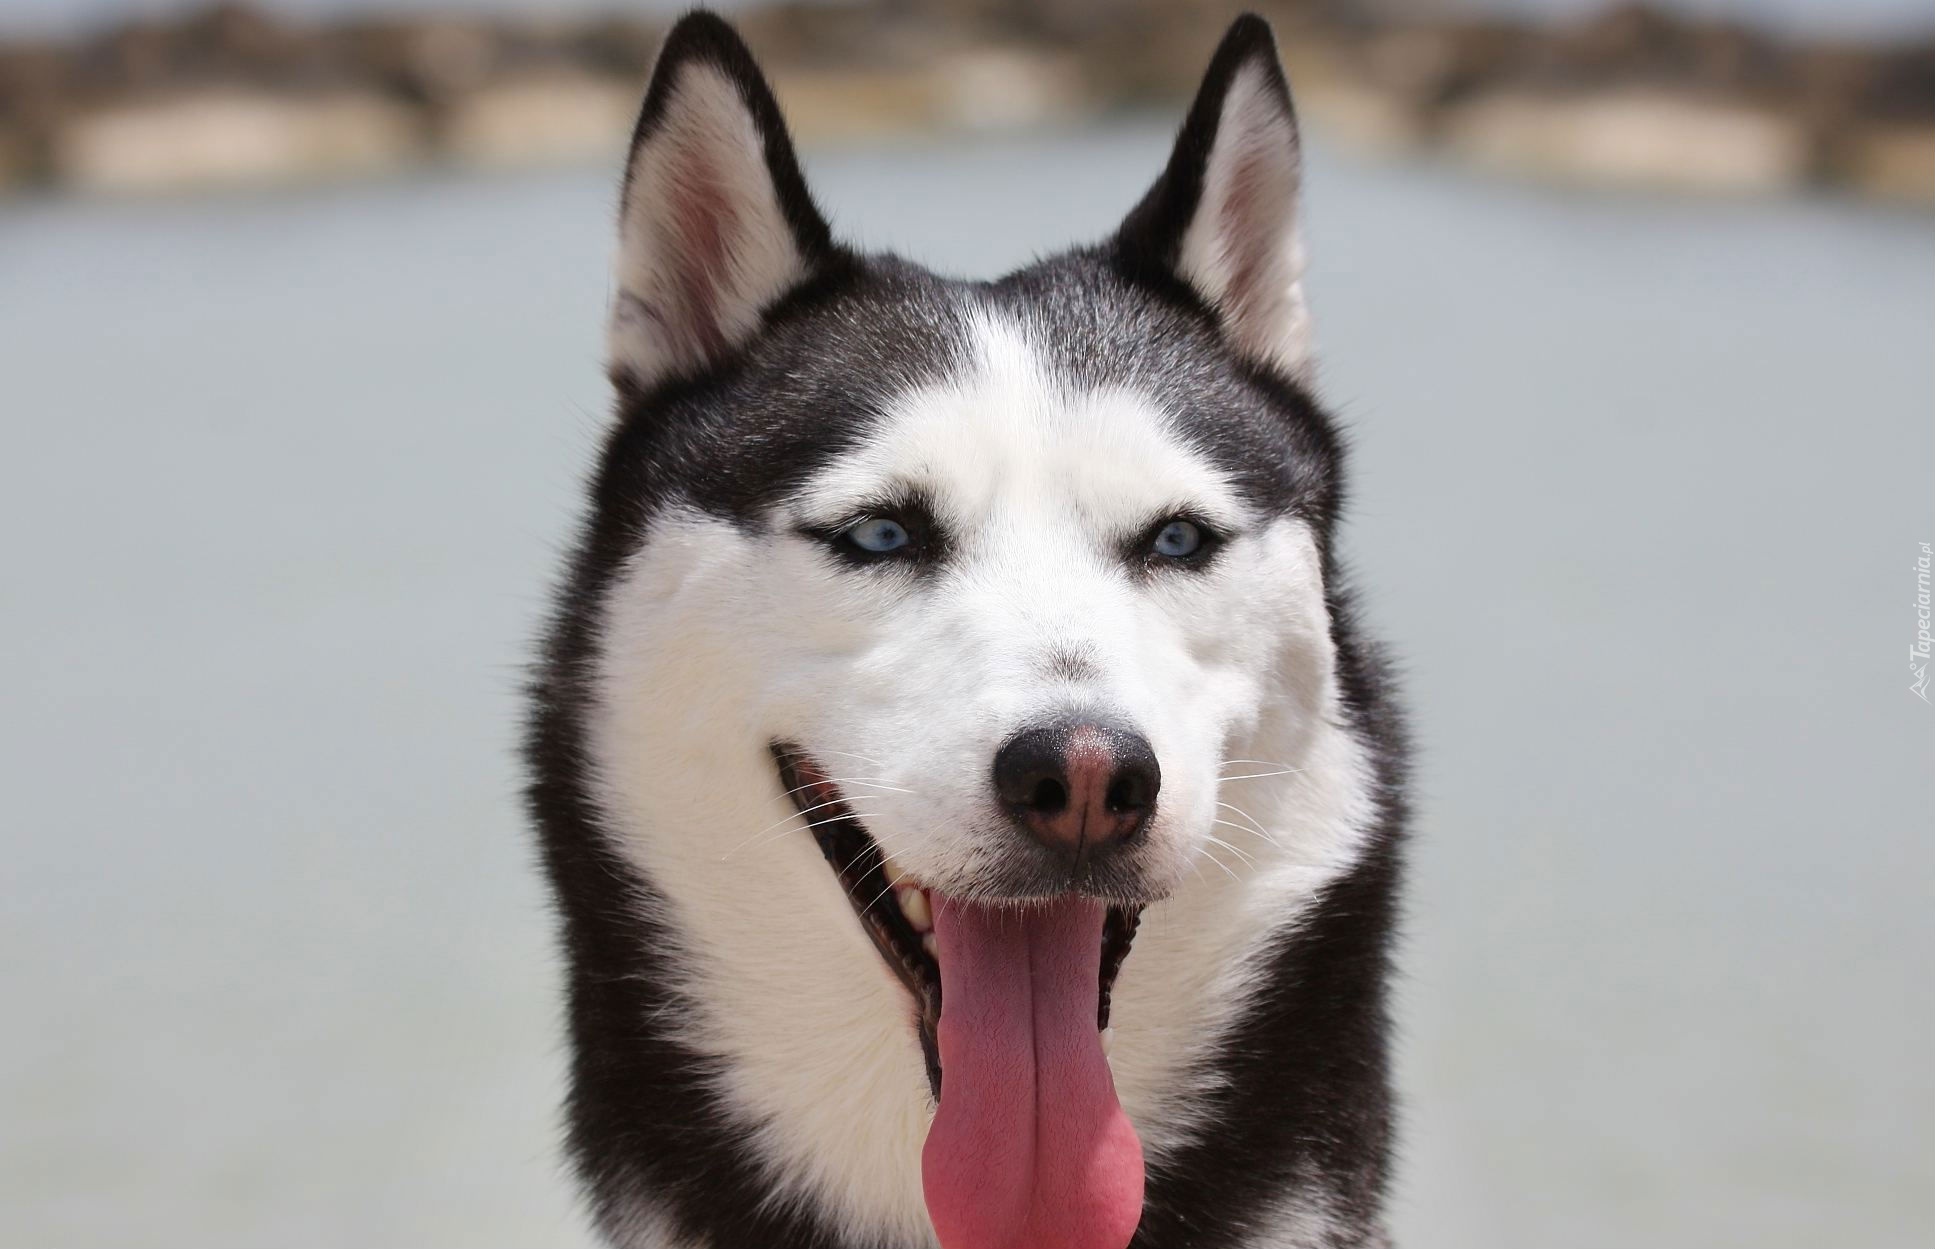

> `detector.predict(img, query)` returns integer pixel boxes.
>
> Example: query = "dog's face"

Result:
[629,295,1343,911]
[775,310,1327,907]
[571,15,1359,1248]
[594,14,1340,904]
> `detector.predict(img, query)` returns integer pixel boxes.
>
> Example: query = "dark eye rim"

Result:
[1131,510,1228,571]
[801,496,943,568]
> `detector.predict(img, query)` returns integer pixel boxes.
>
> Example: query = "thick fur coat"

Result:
[526,12,1408,1248]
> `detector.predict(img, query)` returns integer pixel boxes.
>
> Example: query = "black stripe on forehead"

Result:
[592,248,1340,544]
[990,250,1342,530]
[596,260,973,532]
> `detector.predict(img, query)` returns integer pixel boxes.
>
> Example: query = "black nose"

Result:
[993,721,1160,863]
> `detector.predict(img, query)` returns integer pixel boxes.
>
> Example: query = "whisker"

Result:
[860,865,921,913]
[743,811,882,860]
[1195,844,1242,883]
[723,793,858,857]
[1211,819,1269,846]
[1212,839,1338,873]
[1215,800,1269,833]
[839,839,882,879]
[777,776,912,801]
[1203,833,1257,869]
[1215,802,1278,845]
[812,747,889,768]
[723,802,885,860]
[864,823,914,853]
[1219,768,1304,782]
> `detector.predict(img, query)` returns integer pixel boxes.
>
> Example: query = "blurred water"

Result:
[1,127,1930,1248]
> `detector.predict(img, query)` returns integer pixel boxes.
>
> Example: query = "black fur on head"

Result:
[526,11,1407,1248]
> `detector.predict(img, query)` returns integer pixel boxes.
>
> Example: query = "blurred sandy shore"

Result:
[0,0,1931,203]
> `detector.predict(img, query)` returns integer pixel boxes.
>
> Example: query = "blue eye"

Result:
[1151,519,1204,559]
[845,516,911,554]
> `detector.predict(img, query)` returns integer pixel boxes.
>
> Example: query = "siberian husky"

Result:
[526,11,1408,1248]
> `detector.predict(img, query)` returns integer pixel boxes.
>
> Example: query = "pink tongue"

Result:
[920,895,1144,1249]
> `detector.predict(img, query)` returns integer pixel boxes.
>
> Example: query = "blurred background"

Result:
[1,0,1929,1246]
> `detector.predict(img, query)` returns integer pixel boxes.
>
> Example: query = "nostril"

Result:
[993,728,1073,813]
[1105,771,1153,813]
[1028,776,1068,814]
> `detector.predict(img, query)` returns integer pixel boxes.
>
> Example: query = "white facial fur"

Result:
[586,309,1379,1245]
[782,311,1284,901]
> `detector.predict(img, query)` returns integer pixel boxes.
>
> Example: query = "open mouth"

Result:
[772,742,1151,1249]
[770,743,1142,1100]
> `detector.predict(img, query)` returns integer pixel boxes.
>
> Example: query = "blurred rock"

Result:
[1552,1,1684,81]
[181,2,294,72]
[0,0,1925,204]
[0,42,67,181]
[569,17,663,80]
[1360,21,1530,112]
[1682,19,1783,94]
[0,122,24,190]
[54,88,421,192]
[1444,87,1807,195]
[340,16,499,104]
[1304,77,1424,151]
[85,21,176,93]
[440,71,635,167]
[1840,122,1935,204]
[936,47,1086,131]
[772,65,941,140]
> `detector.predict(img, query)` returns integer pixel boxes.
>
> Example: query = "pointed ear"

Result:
[1115,15,1314,383]
[607,12,835,390]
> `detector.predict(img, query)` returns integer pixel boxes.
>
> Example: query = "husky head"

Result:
[547,12,1376,1249]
